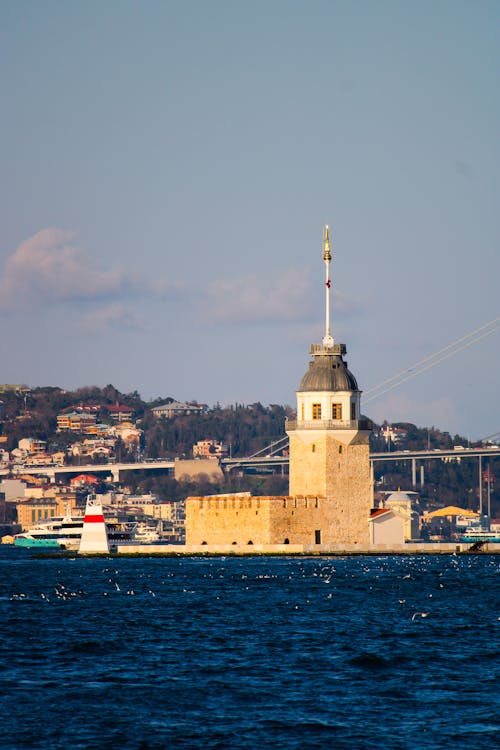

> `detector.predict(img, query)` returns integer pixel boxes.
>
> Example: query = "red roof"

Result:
[370,508,392,518]
[70,474,99,485]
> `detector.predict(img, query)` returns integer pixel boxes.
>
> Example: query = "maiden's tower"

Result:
[185,226,373,548]
[286,226,372,544]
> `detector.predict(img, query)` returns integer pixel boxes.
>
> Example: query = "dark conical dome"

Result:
[299,353,358,392]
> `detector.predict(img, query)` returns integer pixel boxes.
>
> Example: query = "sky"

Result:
[1,0,499,440]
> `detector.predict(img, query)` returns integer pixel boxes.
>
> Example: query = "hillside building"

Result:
[193,439,228,458]
[151,401,208,419]
[57,411,97,433]
[106,404,135,423]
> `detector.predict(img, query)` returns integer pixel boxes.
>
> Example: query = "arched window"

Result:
[284,538,290,544]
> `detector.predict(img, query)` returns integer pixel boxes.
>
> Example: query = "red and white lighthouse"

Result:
[78,494,109,553]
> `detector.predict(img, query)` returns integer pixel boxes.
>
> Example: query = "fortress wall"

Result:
[185,494,272,546]
[268,496,328,545]
[186,494,373,548]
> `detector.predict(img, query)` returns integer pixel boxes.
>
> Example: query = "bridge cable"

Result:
[364,316,500,404]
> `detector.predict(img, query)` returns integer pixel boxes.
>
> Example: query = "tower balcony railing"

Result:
[286,418,373,432]
[309,342,346,356]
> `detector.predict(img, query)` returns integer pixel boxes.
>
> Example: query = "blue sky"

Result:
[1,1,499,439]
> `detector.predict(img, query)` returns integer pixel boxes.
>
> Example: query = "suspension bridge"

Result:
[1,315,499,485]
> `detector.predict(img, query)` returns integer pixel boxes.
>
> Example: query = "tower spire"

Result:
[322,224,334,347]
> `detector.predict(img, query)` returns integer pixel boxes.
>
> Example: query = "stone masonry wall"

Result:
[288,431,329,497]
[185,493,371,547]
[185,494,272,546]
[288,430,372,544]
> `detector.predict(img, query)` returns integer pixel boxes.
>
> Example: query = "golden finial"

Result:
[323,224,331,261]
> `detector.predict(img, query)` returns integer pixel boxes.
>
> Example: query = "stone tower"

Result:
[286,226,372,544]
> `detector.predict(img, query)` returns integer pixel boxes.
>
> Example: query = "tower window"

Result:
[301,403,304,420]
[312,443,316,453]
[332,403,342,420]
[351,402,356,420]
[312,403,322,420]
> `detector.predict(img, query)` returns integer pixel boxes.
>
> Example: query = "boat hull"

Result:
[14,537,62,550]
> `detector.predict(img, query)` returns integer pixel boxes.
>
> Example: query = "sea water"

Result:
[0,548,499,749]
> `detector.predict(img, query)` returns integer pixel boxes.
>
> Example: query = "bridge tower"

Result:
[286,226,373,544]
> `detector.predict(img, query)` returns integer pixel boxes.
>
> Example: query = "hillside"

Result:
[0,385,497,514]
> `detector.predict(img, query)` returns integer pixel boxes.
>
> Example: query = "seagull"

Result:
[412,612,429,620]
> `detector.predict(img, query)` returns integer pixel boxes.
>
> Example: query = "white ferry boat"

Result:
[460,527,500,543]
[14,515,134,551]
[132,522,161,544]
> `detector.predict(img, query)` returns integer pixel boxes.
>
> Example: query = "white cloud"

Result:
[203,268,365,329]
[80,303,143,332]
[0,228,176,312]
[203,267,315,324]
[0,229,127,309]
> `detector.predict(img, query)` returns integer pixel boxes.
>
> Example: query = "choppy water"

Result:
[0,549,499,749]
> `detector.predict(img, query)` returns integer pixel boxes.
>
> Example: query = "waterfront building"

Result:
[17,498,61,528]
[423,505,479,539]
[369,508,405,545]
[382,490,421,540]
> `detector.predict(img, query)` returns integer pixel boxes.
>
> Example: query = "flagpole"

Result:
[323,225,333,347]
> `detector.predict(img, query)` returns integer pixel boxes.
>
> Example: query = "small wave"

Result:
[65,640,114,656]
[348,652,391,669]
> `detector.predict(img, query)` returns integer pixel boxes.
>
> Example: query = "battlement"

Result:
[187,494,325,511]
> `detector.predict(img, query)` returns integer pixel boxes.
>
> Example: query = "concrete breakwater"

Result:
[114,542,500,555]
